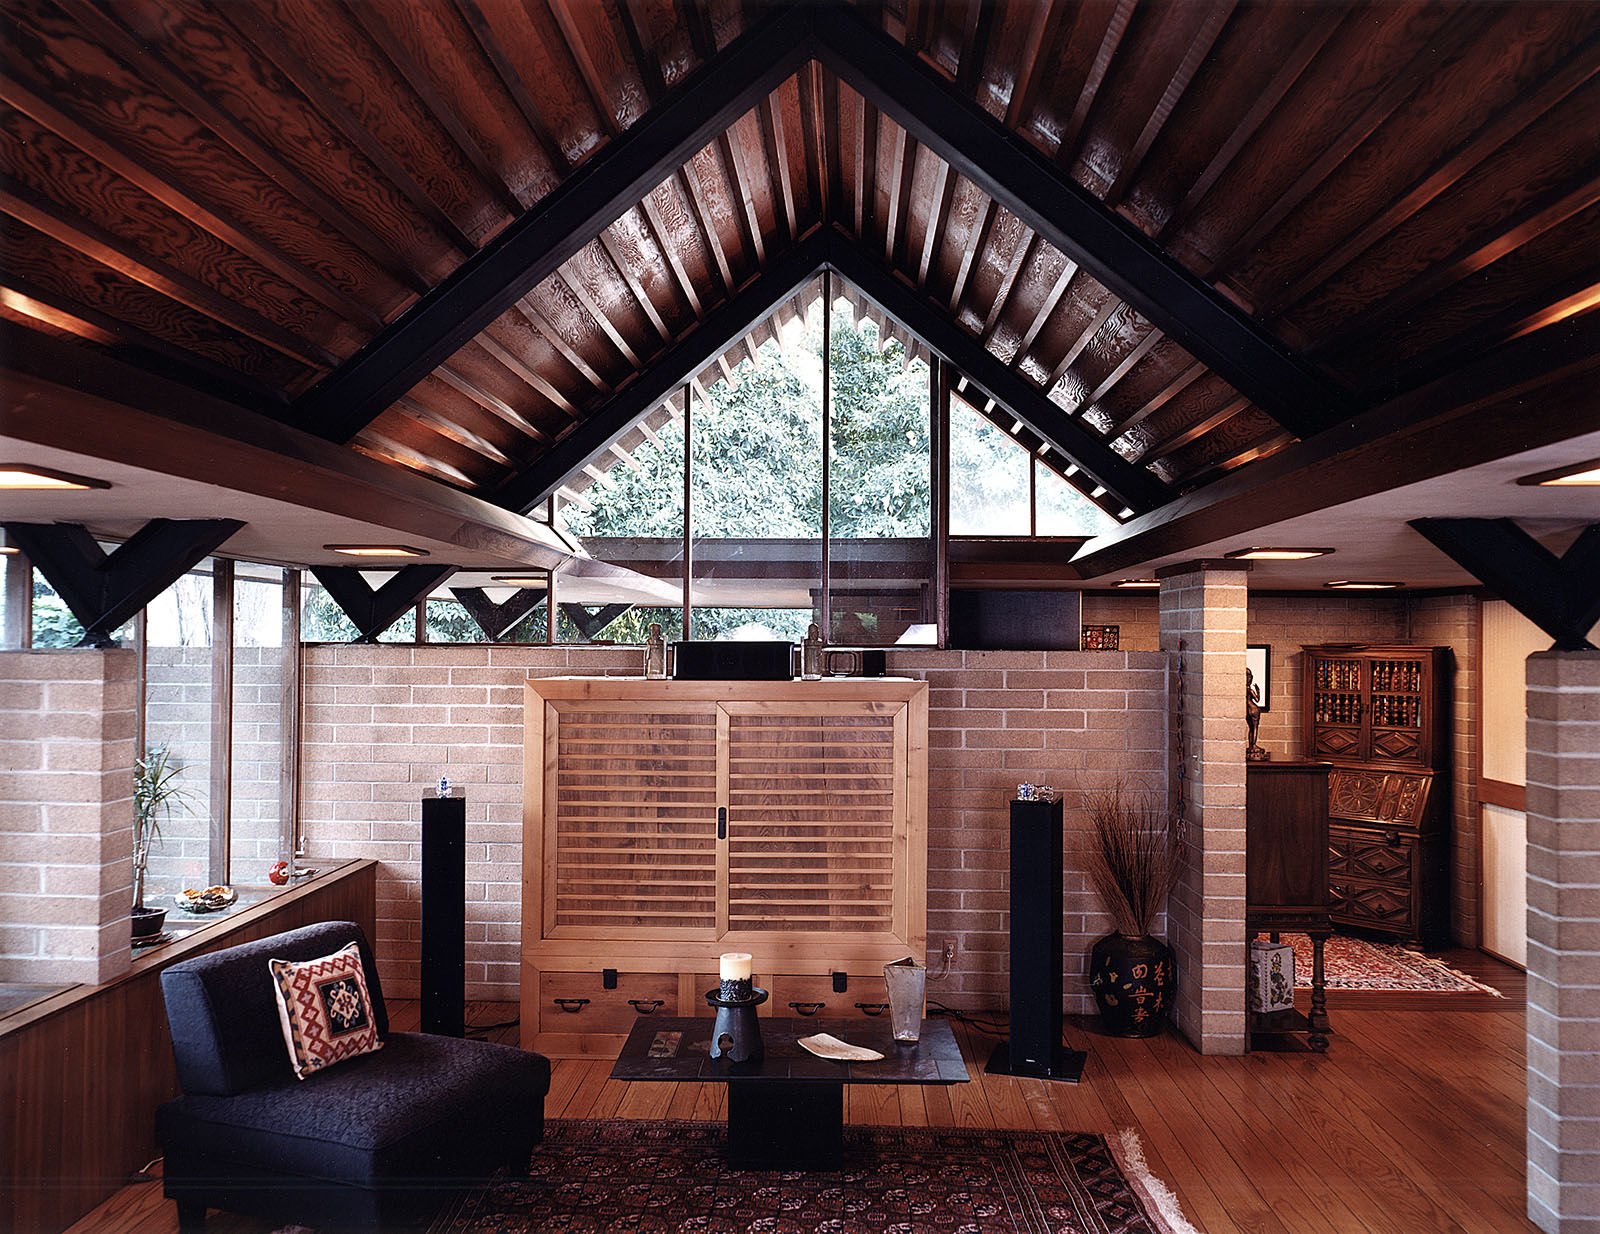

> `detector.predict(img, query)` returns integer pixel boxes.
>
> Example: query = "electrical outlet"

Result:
[942,938,957,965]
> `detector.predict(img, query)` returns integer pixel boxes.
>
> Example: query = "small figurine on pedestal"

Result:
[1246,668,1270,762]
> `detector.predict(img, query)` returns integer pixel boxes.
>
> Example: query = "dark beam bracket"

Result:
[559,602,633,640]
[810,7,1349,441]
[450,585,547,641]
[1409,519,1600,651]
[292,5,816,441]
[311,565,456,643]
[2,519,244,648]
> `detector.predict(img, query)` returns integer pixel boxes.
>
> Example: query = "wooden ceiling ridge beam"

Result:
[290,4,817,442]
[820,232,1165,512]
[808,7,1348,441]
[1069,308,1600,579]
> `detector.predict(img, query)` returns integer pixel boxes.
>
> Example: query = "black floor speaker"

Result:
[986,795,1086,1082]
[421,795,465,1037]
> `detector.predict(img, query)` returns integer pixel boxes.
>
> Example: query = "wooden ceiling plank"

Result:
[595,229,672,342]
[0,73,380,330]
[353,432,478,489]
[1155,8,1345,242]
[1105,358,1205,439]
[1309,171,1600,362]
[1006,0,1077,131]
[1058,0,1138,168]
[1010,254,1078,364]
[813,9,1346,437]
[801,61,830,229]
[45,0,430,300]
[393,394,518,466]
[980,232,1035,343]
[881,121,911,265]
[342,0,526,218]
[1072,308,1600,579]
[1078,325,1164,414]
[435,363,550,440]
[719,125,766,267]
[1264,37,1600,318]
[1134,394,1250,464]
[0,183,337,371]
[492,234,827,512]
[555,267,642,366]
[946,197,995,318]
[515,294,612,393]
[473,332,580,419]
[615,0,670,103]
[292,6,812,438]
[821,67,844,231]
[639,192,707,318]
[853,91,879,241]
[903,0,931,60]
[217,1,477,260]
[758,95,798,243]
[1201,6,1498,285]
[678,157,738,293]
[825,233,1166,510]
[1168,427,1296,488]
[953,0,998,99]
[1105,0,1235,207]
[677,0,719,62]
[1044,293,1121,392]
[453,0,573,175]
[916,160,957,289]
[546,0,624,136]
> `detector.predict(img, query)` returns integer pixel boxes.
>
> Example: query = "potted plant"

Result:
[1083,782,1181,1037]
[132,745,192,939]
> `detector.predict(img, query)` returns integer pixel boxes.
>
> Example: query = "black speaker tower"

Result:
[986,795,1087,1082]
[420,794,466,1037]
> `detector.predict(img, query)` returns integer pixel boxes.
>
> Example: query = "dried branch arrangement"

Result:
[1084,782,1181,938]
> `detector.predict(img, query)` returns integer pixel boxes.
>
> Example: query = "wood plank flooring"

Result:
[64,950,1533,1234]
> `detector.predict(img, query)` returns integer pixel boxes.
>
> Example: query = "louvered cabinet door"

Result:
[541,700,721,940]
[722,701,908,944]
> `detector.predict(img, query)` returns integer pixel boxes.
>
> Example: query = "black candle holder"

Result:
[705,986,767,1063]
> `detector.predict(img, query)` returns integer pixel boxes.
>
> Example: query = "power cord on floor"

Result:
[467,1016,519,1038]
[927,1000,1008,1037]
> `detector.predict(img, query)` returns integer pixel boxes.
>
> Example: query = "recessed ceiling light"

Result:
[1224,547,1334,561]
[1112,578,1160,589]
[1324,580,1403,590]
[0,464,111,490]
[1517,457,1600,486]
[0,545,17,555]
[324,544,429,558]
[490,575,549,587]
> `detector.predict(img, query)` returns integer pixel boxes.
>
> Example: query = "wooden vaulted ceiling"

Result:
[2,0,1598,530]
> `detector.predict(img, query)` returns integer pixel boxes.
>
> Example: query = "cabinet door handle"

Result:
[717,806,727,840]
[1383,830,1402,846]
[628,998,664,1015]
[789,1001,825,1016]
[552,998,590,1014]
[854,1002,888,1017]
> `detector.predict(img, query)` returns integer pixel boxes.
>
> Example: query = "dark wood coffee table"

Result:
[611,1015,969,1169]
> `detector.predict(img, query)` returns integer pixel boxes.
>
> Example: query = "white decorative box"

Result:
[1248,938,1295,1014]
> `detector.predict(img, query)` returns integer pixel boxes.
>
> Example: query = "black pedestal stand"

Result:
[986,795,1087,1083]
[706,987,768,1063]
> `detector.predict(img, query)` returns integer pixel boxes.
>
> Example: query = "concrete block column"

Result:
[0,649,137,985]
[1157,562,1249,1055]
[1527,649,1600,1233]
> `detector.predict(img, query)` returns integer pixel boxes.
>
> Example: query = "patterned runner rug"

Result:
[1285,933,1502,995]
[429,1118,1201,1234]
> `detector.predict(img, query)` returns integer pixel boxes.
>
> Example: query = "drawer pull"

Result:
[854,1002,888,1017]
[552,998,590,1014]
[628,998,664,1015]
[1383,830,1402,846]
[789,1001,826,1016]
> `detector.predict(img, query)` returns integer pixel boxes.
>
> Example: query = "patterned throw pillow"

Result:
[268,941,383,1080]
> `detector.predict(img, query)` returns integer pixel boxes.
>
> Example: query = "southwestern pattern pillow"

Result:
[268,941,383,1080]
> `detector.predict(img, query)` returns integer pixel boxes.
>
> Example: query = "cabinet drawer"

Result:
[1346,832,1415,883]
[1338,880,1414,929]
[688,972,893,1021]
[1327,834,1349,876]
[538,971,678,1035]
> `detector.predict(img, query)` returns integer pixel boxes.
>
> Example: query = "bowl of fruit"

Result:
[174,885,237,913]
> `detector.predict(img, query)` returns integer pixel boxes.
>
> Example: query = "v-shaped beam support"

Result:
[311,565,456,643]
[1409,518,1600,650]
[450,586,547,642]
[558,603,632,641]
[3,519,243,647]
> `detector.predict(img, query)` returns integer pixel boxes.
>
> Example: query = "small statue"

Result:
[1245,668,1269,761]
[644,622,667,679]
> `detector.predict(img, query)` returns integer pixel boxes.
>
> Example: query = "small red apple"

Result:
[268,860,289,886]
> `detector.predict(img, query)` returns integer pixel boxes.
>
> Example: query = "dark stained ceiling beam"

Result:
[491,232,831,512]
[311,564,456,643]
[1070,309,1600,578]
[1409,519,1600,651]
[450,584,548,641]
[809,6,1349,441]
[290,4,816,442]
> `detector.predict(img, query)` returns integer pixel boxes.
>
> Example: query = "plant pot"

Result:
[1089,932,1175,1037]
[131,906,167,939]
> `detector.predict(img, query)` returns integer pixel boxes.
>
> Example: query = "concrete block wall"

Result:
[1158,564,1249,1055]
[298,644,1169,1012]
[230,644,285,876]
[1525,650,1600,1234]
[0,649,136,985]
[142,646,213,894]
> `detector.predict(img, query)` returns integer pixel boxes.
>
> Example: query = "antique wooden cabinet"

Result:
[1301,645,1453,942]
[521,677,928,1057]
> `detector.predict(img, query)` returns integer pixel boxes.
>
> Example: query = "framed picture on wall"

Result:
[1247,644,1271,711]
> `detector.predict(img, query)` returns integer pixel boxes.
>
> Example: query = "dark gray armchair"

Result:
[156,921,549,1231]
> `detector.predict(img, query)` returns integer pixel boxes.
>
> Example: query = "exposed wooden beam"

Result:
[292,5,815,440]
[1409,519,1600,651]
[450,584,548,641]
[312,564,455,643]
[810,7,1347,439]
[558,601,632,640]
[1071,309,1600,578]
[1,519,243,647]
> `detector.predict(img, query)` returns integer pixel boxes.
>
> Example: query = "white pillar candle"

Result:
[719,952,753,982]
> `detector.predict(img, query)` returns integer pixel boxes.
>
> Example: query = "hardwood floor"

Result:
[66,954,1533,1234]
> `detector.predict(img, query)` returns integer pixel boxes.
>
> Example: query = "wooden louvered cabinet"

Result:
[1301,645,1452,943]
[521,677,928,1057]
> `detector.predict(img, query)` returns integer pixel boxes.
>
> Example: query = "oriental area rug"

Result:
[1285,933,1502,996]
[428,1118,1201,1234]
